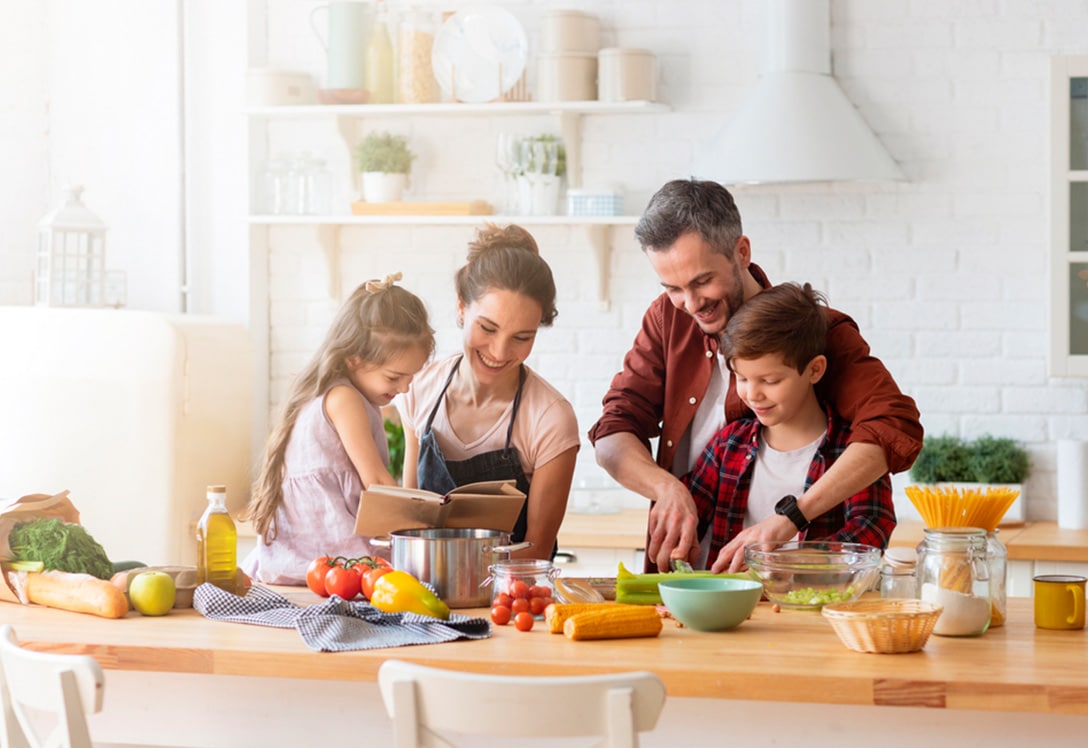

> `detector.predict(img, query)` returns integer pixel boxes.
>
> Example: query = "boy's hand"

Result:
[709,514,798,573]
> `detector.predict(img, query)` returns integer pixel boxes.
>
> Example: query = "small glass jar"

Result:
[293,153,332,215]
[987,530,1008,627]
[398,8,439,103]
[916,527,992,637]
[880,546,918,599]
[486,559,558,618]
[261,157,293,214]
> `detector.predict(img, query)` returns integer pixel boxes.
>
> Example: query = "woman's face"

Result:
[458,288,543,385]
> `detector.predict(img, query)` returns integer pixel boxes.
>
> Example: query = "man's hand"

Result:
[709,514,797,573]
[647,480,700,571]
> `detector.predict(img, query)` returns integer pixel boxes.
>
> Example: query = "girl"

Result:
[398,224,579,560]
[242,273,434,584]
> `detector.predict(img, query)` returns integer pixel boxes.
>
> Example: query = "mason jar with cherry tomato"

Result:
[485,559,558,621]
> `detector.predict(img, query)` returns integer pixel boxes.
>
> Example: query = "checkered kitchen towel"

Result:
[193,583,491,652]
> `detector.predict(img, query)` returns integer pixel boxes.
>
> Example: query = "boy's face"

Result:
[732,352,826,429]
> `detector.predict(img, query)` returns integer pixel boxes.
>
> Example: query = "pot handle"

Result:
[369,536,391,549]
[488,541,533,555]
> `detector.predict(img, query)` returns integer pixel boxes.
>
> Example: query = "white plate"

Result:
[431,7,527,103]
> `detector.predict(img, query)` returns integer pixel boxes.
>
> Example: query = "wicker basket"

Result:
[821,598,943,654]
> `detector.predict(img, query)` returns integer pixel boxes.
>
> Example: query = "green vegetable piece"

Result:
[614,562,756,605]
[8,518,114,580]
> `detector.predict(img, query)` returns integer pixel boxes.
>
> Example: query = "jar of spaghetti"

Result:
[987,530,1008,627]
[916,527,991,637]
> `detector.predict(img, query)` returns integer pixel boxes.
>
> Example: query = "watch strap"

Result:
[775,494,810,532]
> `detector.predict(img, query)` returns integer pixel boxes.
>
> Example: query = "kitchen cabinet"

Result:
[1049,56,1088,375]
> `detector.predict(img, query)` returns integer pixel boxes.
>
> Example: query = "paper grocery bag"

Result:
[0,490,82,603]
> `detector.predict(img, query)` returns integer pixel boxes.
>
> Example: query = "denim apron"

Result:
[417,356,554,557]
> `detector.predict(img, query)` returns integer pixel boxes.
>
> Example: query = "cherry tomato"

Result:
[493,592,514,608]
[325,564,361,599]
[306,556,337,597]
[529,596,549,616]
[511,597,530,615]
[509,579,530,599]
[360,563,393,600]
[513,611,534,631]
[490,604,512,625]
[529,585,551,599]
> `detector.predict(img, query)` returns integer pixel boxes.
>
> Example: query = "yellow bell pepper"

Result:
[369,570,450,620]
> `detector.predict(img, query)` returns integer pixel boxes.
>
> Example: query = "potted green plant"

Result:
[355,131,416,202]
[909,434,1031,523]
[514,134,566,215]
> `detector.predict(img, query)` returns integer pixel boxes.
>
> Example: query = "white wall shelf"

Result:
[245,100,669,118]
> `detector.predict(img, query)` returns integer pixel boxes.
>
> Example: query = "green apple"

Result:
[129,571,176,616]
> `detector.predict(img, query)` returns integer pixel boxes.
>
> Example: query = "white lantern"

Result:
[35,185,108,307]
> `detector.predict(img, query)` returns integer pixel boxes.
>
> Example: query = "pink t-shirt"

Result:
[398,355,580,480]
[242,379,389,585]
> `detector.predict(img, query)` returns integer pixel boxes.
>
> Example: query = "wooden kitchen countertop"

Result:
[5,589,1087,715]
[557,507,648,549]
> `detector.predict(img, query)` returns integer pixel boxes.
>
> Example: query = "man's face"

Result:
[645,231,750,336]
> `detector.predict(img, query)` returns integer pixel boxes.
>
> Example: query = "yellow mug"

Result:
[1033,574,1086,630]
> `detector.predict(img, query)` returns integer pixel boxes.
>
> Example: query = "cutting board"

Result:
[351,200,493,216]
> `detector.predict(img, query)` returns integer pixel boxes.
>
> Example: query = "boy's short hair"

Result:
[722,282,829,373]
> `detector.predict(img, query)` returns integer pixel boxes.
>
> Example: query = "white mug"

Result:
[310,1,369,90]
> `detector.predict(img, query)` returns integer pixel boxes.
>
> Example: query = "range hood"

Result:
[700,0,904,185]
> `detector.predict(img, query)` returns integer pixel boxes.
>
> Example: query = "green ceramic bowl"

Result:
[658,577,763,632]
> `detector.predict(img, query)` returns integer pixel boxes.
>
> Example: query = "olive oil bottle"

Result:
[196,485,237,594]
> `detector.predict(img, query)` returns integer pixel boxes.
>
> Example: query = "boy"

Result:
[682,283,897,573]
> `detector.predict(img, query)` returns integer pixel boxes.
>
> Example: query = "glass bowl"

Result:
[744,541,882,609]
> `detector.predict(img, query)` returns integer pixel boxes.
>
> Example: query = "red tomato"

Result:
[513,611,534,631]
[490,605,512,625]
[360,564,393,600]
[306,556,336,597]
[529,596,549,616]
[508,579,530,599]
[493,592,514,608]
[325,564,361,599]
[510,597,530,615]
[528,585,551,599]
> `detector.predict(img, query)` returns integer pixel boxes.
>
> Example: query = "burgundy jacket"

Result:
[588,264,924,476]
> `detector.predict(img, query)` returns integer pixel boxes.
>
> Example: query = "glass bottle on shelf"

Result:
[365,0,395,104]
[196,485,238,594]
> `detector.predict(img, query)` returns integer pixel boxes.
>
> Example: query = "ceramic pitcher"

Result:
[310,1,369,90]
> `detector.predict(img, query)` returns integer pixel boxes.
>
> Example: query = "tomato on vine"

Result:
[306,555,338,597]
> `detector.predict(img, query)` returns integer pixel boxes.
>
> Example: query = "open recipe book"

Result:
[353,480,526,537]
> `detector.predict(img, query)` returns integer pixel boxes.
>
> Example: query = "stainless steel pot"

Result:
[376,528,531,608]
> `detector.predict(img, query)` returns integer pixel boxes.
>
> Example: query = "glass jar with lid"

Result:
[880,545,918,599]
[916,527,992,636]
[987,530,1008,627]
[486,559,558,619]
[398,8,439,103]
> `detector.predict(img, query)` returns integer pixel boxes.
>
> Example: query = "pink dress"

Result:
[242,379,389,585]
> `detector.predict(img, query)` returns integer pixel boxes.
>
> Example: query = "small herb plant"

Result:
[355,131,415,174]
[910,434,1029,484]
[518,134,566,178]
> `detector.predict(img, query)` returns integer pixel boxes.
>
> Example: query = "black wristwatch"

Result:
[774,494,810,532]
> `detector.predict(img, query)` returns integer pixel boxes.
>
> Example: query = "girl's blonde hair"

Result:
[244,273,434,543]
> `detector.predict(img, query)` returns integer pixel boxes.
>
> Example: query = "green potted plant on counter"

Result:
[910,434,1031,523]
[355,131,415,202]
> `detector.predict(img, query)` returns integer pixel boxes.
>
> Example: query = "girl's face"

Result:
[347,345,430,407]
[458,288,543,385]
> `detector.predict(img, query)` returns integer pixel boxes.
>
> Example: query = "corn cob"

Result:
[545,602,624,633]
[562,605,663,641]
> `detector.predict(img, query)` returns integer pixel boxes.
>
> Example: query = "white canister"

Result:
[541,10,600,54]
[246,69,316,107]
[537,52,597,102]
[598,48,657,102]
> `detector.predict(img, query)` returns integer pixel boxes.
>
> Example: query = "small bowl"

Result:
[658,577,763,631]
[745,541,882,610]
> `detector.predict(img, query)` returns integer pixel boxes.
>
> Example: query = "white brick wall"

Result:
[4,1,1088,520]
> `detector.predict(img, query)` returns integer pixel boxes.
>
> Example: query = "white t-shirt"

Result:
[745,432,823,533]
[397,355,581,479]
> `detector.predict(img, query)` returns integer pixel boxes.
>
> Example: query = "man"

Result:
[588,179,922,571]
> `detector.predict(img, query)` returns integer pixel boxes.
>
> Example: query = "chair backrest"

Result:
[0,625,104,748]
[377,659,666,748]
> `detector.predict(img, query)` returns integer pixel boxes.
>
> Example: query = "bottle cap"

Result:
[883,546,918,569]
[207,485,227,493]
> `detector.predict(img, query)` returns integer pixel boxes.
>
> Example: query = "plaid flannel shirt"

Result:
[683,406,896,565]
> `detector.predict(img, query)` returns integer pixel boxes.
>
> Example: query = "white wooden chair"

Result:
[0,624,102,748]
[377,659,666,748]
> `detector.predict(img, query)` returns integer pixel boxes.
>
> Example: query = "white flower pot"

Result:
[516,174,561,215]
[361,172,408,203]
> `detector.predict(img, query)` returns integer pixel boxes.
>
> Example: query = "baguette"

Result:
[19,570,129,619]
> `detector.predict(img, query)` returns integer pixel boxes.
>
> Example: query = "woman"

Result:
[398,224,579,559]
